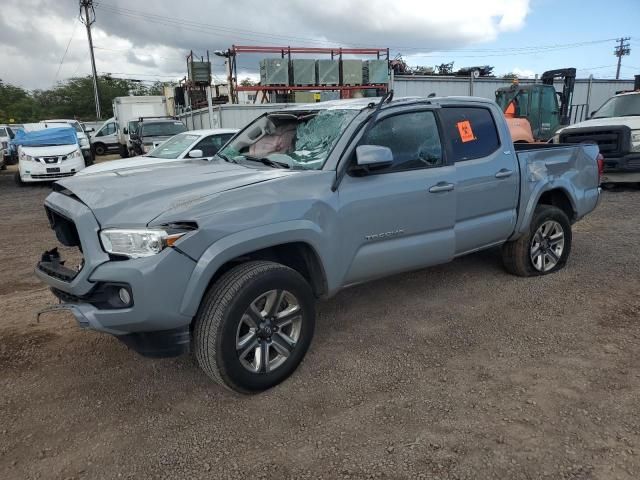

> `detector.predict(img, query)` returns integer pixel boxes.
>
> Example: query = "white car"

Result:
[78,128,238,176]
[15,124,86,185]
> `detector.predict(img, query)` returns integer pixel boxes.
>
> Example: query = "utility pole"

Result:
[614,37,631,80]
[79,0,101,119]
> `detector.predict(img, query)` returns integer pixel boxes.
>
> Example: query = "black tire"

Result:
[14,171,24,187]
[1,162,6,171]
[119,144,129,158]
[93,142,106,156]
[502,205,572,277]
[193,261,315,394]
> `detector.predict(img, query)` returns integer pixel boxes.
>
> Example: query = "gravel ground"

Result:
[0,162,638,480]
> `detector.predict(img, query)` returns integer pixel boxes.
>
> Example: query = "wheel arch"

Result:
[180,223,329,318]
[536,187,577,222]
[511,184,578,240]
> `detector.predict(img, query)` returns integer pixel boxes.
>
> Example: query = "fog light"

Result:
[118,287,132,306]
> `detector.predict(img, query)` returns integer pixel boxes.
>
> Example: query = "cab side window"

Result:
[193,134,234,157]
[357,110,443,173]
[439,107,500,162]
[96,123,116,137]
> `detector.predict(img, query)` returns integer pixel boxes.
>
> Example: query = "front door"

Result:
[438,105,519,255]
[338,108,456,286]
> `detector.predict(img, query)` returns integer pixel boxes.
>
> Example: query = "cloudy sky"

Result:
[1,0,638,90]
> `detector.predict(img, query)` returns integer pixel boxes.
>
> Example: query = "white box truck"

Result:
[112,96,167,157]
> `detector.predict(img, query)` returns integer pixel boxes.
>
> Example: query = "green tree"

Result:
[0,76,171,123]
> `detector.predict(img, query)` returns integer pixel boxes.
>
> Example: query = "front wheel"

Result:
[93,143,106,156]
[193,261,316,393]
[13,171,25,187]
[502,205,572,277]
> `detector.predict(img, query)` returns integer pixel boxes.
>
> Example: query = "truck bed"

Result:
[510,142,600,238]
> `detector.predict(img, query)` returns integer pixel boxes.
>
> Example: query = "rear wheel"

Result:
[193,261,315,393]
[502,205,572,277]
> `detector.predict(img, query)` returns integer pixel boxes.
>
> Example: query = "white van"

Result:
[40,119,93,165]
[15,123,86,186]
[90,117,119,156]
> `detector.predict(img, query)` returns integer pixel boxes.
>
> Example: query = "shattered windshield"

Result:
[218,109,358,170]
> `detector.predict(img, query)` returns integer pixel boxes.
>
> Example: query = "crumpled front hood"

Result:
[56,160,293,227]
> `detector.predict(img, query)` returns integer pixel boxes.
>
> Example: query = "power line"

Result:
[54,17,81,83]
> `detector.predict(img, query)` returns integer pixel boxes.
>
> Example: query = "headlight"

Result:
[631,130,640,152]
[100,228,188,258]
[79,137,90,148]
[65,150,82,160]
[19,151,34,162]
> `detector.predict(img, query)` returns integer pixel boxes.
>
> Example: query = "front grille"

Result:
[560,130,620,155]
[560,126,630,158]
[32,172,75,179]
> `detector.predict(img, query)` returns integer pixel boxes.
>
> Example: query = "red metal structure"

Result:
[226,45,390,103]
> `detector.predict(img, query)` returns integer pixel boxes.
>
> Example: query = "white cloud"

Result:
[0,0,532,89]
[511,67,536,78]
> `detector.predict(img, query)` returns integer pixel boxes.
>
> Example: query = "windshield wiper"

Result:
[243,155,290,169]
[214,151,236,163]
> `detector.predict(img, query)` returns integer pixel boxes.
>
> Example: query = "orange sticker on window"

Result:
[456,120,475,143]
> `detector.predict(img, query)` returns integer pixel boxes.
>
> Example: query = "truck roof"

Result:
[283,95,496,112]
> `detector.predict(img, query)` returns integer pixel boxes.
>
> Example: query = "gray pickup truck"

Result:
[36,95,601,393]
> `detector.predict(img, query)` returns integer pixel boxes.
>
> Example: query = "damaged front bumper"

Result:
[35,191,196,357]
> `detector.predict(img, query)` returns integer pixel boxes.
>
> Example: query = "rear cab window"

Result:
[438,107,500,162]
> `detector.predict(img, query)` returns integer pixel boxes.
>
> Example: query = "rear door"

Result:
[438,106,519,255]
[338,107,456,285]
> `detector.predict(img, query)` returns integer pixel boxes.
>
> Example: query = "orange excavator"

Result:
[495,68,576,143]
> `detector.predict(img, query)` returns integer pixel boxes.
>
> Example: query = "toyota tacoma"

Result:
[36,95,602,393]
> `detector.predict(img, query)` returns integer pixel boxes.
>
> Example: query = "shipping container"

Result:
[260,59,289,85]
[292,60,316,85]
[316,60,339,85]
[342,60,363,85]
[363,60,389,84]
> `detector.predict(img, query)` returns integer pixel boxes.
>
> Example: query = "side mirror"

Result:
[188,149,203,158]
[123,127,128,134]
[86,127,95,133]
[354,145,393,173]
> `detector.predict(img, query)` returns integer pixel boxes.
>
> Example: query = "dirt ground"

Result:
[0,161,638,480]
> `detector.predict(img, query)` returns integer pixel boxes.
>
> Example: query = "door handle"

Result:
[495,169,514,179]
[428,182,454,193]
